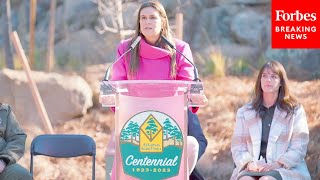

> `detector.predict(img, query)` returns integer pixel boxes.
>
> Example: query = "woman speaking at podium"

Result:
[106,1,207,179]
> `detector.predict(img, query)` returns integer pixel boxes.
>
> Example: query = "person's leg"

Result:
[238,176,258,180]
[259,176,277,180]
[106,131,116,180]
[110,159,116,180]
[187,110,207,160]
[187,136,199,175]
[0,163,32,180]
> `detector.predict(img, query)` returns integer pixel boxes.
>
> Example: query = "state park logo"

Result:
[119,111,183,180]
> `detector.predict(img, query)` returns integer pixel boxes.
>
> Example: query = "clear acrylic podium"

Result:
[100,80,207,180]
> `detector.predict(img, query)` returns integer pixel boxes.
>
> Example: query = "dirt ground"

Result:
[18,76,320,180]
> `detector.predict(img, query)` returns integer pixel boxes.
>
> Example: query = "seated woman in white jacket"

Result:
[231,60,311,180]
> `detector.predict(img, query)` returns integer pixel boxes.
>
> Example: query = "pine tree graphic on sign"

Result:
[146,117,158,140]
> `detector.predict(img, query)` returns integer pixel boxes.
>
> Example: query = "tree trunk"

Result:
[175,13,183,40]
[46,0,56,72]
[149,130,152,140]
[29,0,37,69]
[62,1,69,39]
[114,0,124,40]
[2,0,14,69]
[165,130,168,140]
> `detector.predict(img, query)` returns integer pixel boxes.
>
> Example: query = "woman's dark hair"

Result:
[128,0,176,78]
[252,60,299,117]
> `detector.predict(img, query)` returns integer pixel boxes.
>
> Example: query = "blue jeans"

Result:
[0,164,32,180]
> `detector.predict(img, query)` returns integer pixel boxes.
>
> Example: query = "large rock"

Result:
[0,69,93,126]
[233,0,269,4]
[187,5,244,50]
[230,10,268,46]
[63,0,97,33]
[83,63,110,108]
[265,48,320,80]
[54,29,118,70]
[208,0,270,5]
[121,2,140,30]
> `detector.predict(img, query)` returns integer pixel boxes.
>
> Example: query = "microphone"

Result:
[130,36,141,50]
[103,36,141,81]
[100,36,141,95]
[161,35,203,94]
[161,35,200,81]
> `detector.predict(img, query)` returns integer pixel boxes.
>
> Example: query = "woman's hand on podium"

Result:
[99,94,115,106]
[189,94,208,107]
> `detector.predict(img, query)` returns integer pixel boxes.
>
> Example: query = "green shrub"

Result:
[231,59,251,76]
[56,51,83,71]
[210,52,226,77]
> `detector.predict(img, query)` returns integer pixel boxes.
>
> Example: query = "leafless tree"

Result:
[174,0,195,40]
[46,0,56,72]
[91,0,135,40]
[29,0,37,68]
[1,0,14,69]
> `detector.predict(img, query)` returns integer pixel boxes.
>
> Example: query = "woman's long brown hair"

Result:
[128,0,177,78]
[252,60,299,117]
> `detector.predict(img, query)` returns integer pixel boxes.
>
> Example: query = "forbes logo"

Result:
[275,10,317,21]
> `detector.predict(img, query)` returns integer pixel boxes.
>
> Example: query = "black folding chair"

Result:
[30,134,96,180]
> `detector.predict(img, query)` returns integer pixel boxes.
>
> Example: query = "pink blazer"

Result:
[111,37,195,81]
[111,37,199,115]
[231,104,311,180]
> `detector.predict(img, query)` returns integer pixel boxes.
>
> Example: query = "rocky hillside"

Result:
[1,0,319,179]
[16,76,320,180]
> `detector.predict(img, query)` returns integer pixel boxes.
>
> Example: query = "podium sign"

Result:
[100,80,207,180]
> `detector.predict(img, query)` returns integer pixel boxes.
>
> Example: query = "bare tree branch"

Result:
[91,0,135,40]
[95,17,134,36]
